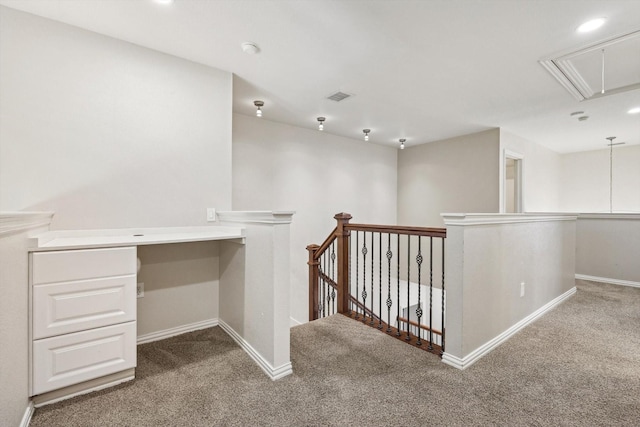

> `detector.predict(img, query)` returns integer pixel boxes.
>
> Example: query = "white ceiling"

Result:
[1,0,639,153]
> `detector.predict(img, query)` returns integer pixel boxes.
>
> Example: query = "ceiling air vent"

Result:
[326,91,352,102]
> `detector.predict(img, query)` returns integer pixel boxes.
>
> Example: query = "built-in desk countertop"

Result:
[28,226,245,251]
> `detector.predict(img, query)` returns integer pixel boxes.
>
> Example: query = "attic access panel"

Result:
[540,29,640,101]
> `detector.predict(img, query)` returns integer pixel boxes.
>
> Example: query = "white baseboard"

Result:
[442,286,577,370]
[20,402,34,427]
[290,316,303,327]
[137,318,219,345]
[218,319,293,381]
[575,274,640,288]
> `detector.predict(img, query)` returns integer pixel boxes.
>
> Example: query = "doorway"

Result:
[503,151,523,213]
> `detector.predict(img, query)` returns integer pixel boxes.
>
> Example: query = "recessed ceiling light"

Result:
[628,107,640,114]
[154,0,174,5]
[577,18,606,33]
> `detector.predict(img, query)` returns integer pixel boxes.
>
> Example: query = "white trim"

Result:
[33,374,135,408]
[290,317,303,327]
[578,213,640,220]
[575,274,640,288]
[218,319,293,381]
[442,286,576,370]
[217,210,295,224]
[0,212,54,236]
[136,318,219,345]
[19,402,35,427]
[442,213,578,226]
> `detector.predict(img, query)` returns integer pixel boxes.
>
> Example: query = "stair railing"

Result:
[308,212,447,355]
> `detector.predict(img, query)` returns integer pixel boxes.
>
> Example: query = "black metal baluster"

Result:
[355,231,360,319]
[320,253,325,317]
[441,238,446,354]
[378,232,383,329]
[369,231,374,326]
[331,241,336,314]
[325,250,330,316]
[429,236,434,351]
[406,236,411,341]
[361,232,368,323]
[416,236,423,346]
[396,234,401,336]
[348,233,352,315]
[386,233,392,333]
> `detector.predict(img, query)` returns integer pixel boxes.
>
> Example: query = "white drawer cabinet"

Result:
[33,322,136,394]
[33,275,136,340]
[30,247,137,396]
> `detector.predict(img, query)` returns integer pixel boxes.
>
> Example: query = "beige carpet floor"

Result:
[30,280,640,426]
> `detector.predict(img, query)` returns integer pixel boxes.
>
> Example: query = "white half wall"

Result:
[442,214,576,368]
[559,145,640,213]
[232,113,397,324]
[397,129,501,227]
[0,6,232,229]
[576,214,640,285]
[0,213,52,427]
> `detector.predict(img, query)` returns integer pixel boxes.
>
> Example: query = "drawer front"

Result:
[32,247,137,285]
[33,275,137,340]
[32,322,137,395]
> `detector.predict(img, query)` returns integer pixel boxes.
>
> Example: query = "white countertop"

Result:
[29,226,245,251]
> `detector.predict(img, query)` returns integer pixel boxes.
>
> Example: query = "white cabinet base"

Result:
[32,368,135,407]
[32,322,136,395]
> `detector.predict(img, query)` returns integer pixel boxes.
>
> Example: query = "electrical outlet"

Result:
[207,208,216,222]
[137,282,144,298]
[520,282,525,297]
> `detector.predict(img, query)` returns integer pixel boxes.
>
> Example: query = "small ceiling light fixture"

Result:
[363,129,370,141]
[628,107,640,114]
[570,111,584,117]
[317,117,325,131]
[241,42,260,55]
[154,0,174,4]
[254,100,264,117]
[399,138,406,150]
[577,17,606,33]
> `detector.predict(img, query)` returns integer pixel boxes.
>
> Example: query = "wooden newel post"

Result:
[307,244,320,321]
[334,212,352,314]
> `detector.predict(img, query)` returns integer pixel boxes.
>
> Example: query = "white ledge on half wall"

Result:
[217,211,295,224]
[442,213,578,226]
[0,211,54,236]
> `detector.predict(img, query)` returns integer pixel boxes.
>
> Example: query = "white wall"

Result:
[559,145,640,213]
[0,6,232,229]
[499,130,561,212]
[232,113,397,324]
[397,129,501,227]
[0,7,232,355]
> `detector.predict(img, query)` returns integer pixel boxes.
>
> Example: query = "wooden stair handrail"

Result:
[313,227,338,261]
[346,223,446,238]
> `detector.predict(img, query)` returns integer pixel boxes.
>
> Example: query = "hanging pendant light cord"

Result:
[601,49,606,94]
[606,136,616,213]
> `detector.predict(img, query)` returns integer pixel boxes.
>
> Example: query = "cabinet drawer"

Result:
[33,275,137,339]
[32,247,137,285]
[33,322,136,395]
